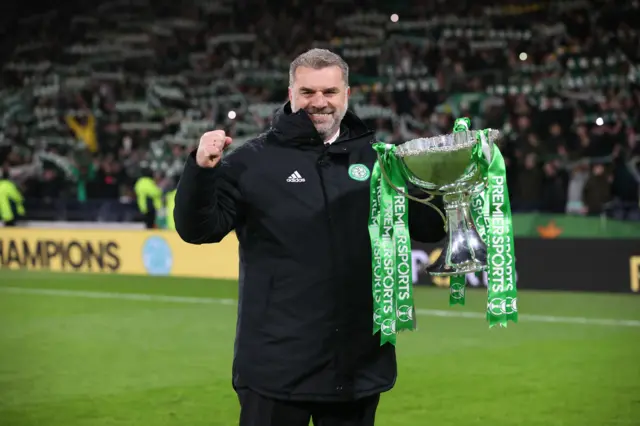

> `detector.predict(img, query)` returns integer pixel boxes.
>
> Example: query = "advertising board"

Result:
[2,228,638,294]
[411,239,640,293]
[0,228,239,279]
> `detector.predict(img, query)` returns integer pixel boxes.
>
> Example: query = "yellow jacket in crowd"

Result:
[0,179,25,223]
[134,176,163,214]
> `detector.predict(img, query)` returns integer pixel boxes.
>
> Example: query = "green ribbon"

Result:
[448,118,472,306]
[450,117,519,327]
[368,143,416,346]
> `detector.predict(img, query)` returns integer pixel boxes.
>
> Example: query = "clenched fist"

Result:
[196,130,233,168]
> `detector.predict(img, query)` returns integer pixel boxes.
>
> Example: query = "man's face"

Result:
[288,66,350,139]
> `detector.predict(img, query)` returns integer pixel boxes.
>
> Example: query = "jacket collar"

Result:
[269,101,372,146]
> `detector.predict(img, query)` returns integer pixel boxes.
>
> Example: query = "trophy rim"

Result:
[394,129,501,158]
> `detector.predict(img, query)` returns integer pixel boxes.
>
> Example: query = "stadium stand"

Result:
[1,0,639,224]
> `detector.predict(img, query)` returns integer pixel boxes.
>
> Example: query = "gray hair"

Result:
[288,48,349,87]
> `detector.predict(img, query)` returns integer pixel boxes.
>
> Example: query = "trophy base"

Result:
[426,200,487,277]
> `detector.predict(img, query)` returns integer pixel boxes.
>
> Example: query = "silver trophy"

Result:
[377,129,501,276]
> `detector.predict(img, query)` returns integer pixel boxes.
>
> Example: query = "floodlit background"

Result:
[1,0,639,425]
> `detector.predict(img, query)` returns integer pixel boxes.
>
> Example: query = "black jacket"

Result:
[174,102,445,402]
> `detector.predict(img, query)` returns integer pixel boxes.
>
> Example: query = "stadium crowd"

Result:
[1,0,639,225]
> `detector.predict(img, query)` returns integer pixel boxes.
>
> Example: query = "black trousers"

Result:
[4,202,20,227]
[236,388,380,426]
[143,209,156,229]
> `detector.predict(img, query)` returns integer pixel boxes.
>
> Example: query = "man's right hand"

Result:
[196,130,233,168]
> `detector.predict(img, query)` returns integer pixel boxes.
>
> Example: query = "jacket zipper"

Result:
[315,146,346,391]
[317,131,376,393]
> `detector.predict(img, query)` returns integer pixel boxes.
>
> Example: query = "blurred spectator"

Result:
[583,164,613,215]
[515,153,543,211]
[565,163,590,215]
[541,161,569,214]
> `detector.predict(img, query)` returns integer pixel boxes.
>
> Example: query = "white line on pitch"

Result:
[1,286,639,328]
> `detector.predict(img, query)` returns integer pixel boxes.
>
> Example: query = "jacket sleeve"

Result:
[173,151,241,244]
[407,188,447,243]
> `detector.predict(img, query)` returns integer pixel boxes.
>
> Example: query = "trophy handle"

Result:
[376,154,447,228]
[470,178,488,196]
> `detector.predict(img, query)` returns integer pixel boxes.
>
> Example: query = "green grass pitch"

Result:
[0,270,639,426]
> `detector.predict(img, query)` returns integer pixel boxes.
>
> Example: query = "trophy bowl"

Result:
[392,129,502,276]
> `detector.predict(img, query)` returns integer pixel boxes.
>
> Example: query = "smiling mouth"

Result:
[310,112,332,118]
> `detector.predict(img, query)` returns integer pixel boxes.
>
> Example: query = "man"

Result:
[174,48,445,426]
[134,168,163,229]
[0,169,26,227]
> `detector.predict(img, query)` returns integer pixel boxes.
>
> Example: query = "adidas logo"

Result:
[286,171,306,183]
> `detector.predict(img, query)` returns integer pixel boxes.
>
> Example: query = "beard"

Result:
[292,99,348,140]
